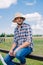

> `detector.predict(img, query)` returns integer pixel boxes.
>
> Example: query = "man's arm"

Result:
[9,43,16,56]
[10,43,16,50]
[19,42,30,48]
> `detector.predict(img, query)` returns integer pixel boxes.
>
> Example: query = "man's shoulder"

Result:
[14,27,18,33]
[23,23,30,28]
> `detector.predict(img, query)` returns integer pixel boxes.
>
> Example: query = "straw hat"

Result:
[12,13,25,22]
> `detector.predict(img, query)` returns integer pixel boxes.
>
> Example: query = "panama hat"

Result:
[12,13,25,22]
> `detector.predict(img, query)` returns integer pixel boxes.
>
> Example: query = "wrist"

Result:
[19,45,22,49]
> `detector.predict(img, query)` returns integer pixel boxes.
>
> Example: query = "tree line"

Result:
[0,33,43,37]
[0,33,14,37]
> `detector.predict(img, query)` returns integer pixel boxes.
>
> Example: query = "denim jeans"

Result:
[4,47,32,65]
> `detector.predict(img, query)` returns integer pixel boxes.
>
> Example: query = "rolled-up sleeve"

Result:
[13,35,16,44]
[26,26,32,43]
[13,31,17,44]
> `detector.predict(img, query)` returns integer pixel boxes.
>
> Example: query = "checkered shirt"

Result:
[13,23,33,49]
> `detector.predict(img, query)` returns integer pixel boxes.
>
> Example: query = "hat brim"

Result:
[12,17,25,22]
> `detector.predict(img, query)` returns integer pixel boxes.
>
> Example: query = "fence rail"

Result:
[0,48,43,61]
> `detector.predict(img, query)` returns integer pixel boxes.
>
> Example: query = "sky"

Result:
[0,0,43,35]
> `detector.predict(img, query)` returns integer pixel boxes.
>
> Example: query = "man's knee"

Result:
[15,53,21,59]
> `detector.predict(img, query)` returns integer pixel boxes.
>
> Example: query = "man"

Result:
[4,13,33,65]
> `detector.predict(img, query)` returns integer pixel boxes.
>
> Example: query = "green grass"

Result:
[0,37,43,65]
[0,62,3,65]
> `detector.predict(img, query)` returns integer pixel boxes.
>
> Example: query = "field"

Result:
[0,37,43,65]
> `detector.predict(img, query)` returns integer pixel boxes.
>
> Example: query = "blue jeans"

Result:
[4,47,32,65]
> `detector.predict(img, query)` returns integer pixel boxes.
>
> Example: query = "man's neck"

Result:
[17,23,23,28]
[18,24,21,28]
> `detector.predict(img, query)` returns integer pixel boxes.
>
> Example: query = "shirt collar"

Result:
[16,22,24,30]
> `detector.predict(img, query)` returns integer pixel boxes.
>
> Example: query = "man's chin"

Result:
[17,23,22,25]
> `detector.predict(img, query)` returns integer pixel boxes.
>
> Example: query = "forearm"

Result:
[15,42,30,51]
[10,43,16,50]
[19,42,30,49]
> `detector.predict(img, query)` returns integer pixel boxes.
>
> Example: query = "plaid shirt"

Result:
[13,23,33,49]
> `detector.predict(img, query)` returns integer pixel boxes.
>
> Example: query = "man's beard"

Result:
[17,22,23,25]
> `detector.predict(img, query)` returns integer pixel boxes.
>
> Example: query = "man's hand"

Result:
[9,49,14,56]
[9,43,16,56]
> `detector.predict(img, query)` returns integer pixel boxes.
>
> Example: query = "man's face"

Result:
[15,17,23,25]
